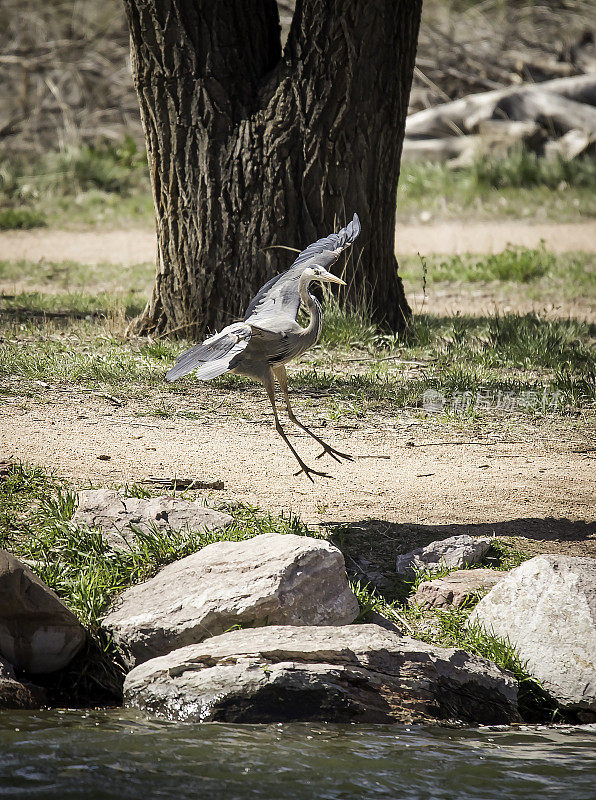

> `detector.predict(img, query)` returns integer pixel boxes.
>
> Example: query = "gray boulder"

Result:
[396,535,492,576]
[74,489,233,548]
[410,569,504,609]
[0,550,86,673]
[469,555,596,719]
[102,533,359,668]
[0,656,46,709]
[124,625,520,724]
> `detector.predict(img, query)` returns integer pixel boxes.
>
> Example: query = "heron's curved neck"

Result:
[298,274,323,341]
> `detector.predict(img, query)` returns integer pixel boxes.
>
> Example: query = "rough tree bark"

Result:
[123,0,422,337]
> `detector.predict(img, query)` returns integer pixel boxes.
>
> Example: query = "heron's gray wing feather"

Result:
[244,212,361,323]
[165,323,251,382]
[192,339,249,380]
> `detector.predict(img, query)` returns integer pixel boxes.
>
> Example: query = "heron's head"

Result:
[306,265,346,286]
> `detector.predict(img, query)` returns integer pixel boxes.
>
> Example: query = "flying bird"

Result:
[166,213,361,480]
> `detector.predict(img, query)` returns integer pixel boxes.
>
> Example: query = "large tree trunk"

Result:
[123,0,421,338]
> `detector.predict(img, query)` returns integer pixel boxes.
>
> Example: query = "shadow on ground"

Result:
[326,517,596,596]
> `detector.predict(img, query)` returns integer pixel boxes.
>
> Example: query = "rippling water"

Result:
[0,710,594,799]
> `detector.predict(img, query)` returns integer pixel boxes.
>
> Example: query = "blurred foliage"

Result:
[0,138,151,228]
[473,150,596,190]
[0,207,46,230]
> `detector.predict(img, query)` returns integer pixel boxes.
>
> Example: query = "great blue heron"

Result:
[166,213,361,480]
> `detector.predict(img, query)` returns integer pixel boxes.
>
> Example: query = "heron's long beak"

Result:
[322,273,346,286]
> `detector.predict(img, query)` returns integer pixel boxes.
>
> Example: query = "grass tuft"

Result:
[426,611,556,721]
[0,137,151,227]
[473,149,596,191]
[0,207,47,230]
[486,312,594,370]
[434,246,553,283]
[398,149,596,221]
[480,539,530,572]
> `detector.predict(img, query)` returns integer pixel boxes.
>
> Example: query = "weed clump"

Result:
[0,207,46,230]
[473,149,596,191]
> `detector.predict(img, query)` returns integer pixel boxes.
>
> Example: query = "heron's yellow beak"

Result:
[322,273,346,286]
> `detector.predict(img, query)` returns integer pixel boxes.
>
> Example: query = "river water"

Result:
[0,710,594,799]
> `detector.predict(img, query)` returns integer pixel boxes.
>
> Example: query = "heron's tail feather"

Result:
[164,342,204,381]
[165,324,251,382]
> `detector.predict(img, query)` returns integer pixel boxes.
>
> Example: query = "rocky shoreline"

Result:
[1,490,594,724]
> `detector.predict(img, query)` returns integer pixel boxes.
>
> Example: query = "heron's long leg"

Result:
[262,374,330,482]
[272,365,353,463]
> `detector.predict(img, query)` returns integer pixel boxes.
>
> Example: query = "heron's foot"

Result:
[315,443,353,463]
[293,462,332,482]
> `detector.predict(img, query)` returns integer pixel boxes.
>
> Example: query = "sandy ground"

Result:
[2,384,594,559]
[1,220,595,266]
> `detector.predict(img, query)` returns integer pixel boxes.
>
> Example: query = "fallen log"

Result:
[406,74,596,139]
[545,129,594,161]
[492,90,596,137]
[402,121,542,163]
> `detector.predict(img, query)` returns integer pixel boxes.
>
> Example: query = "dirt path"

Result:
[2,387,594,558]
[1,220,595,265]
[406,282,595,320]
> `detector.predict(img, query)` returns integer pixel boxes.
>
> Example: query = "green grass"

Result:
[480,539,530,572]
[42,138,148,195]
[398,151,596,222]
[1,290,147,319]
[1,300,593,413]
[472,149,596,191]
[320,302,379,349]
[1,142,595,228]
[486,313,594,370]
[315,310,594,415]
[0,258,154,293]
[406,246,555,283]
[0,207,46,230]
[0,138,152,228]
[416,609,557,721]
[400,249,594,299]
[0,253,593,420]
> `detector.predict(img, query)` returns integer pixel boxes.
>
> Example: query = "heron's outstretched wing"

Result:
[165,322,251,382]
[244,212,361,324]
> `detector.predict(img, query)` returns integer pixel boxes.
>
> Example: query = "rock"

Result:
[0,551,86,673]
[0,677,46,709]
[410,569,505,610]
[469,555,596,718]
[73,489,233,548]
[396,535,492,577]
[0,657,46,709]
[102,533,359,668]
[0,655,15,680]
[124,625,520,724]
